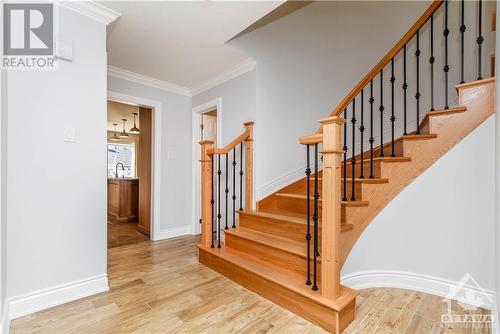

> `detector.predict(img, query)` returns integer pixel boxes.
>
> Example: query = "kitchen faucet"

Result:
[115,162,125,178]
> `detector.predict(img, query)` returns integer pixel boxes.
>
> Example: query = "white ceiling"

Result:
[100,1,282,89]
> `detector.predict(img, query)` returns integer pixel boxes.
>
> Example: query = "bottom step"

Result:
[198,245,357,333]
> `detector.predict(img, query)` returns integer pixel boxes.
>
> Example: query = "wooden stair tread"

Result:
[199,244,358,311]
[225,227,307,258]
[421,106,466,124]
[239,210,354,231]
[308,177,389,184]
[274,193,369,206]
[401,133,438,140]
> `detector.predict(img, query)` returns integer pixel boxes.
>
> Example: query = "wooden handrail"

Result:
[322,0,443,128]
[207,121,254,155]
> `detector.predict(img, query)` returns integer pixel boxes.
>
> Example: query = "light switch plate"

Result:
[64,126,76,143]
[167,150,177,160]
[56,40,73,61]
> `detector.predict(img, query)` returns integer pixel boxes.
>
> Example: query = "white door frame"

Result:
[107,90,162,241]
[191,98,222,235]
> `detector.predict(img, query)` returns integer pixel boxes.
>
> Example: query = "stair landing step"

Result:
[239,210,354,232]
[225,227,307,259]
[274,193,369,207]
[198,244,357,312]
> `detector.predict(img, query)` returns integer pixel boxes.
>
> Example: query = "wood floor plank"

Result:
[10,235,491,334]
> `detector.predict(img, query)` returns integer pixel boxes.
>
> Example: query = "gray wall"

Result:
[6,6,107,300]
[108,77,192,232]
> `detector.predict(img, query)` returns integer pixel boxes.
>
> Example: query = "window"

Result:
[107,143,136,178]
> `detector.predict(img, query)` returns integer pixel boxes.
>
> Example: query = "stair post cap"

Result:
[319,116,346,125]
[243,121,255,126]
[199,140,214,145]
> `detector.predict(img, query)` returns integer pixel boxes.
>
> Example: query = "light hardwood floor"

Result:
[11,235,491,333]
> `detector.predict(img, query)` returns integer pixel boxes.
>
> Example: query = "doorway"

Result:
[107,100,153,248]
[192,99,221,235]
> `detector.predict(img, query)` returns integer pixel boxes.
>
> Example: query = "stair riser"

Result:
[342,161,382,178]
[239,214,319,243]
[282,180,362,200]
[198,247,353,333]
[224,233,320,277]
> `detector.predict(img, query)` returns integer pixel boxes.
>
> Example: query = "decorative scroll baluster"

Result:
[403,45,408,135]
[444,0,450,109]
[379,70,384,156]
[350,99,356,201]
[415,29,421,134]
[211,158,215,248]
[224,154,229,230]
[430,14,435,110]
[239,143,243,211]
[390,58,396,156]
[477,0,483,80]
[312,143,319,291]
[342,108,348,200]
[217,155,222,248]
[369,80,375,179]
[232,148,236,228]
[359,89,365,179]
[305,145,312,286]
[460,1,466,84]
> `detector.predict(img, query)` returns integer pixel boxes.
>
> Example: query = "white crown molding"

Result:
[108,66,192,97]
[342,270,496,310]
[191,59,256,96]
[56,1,121,25]
[8,274,109,320]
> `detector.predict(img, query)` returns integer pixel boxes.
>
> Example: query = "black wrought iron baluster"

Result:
[211,157,214,248]
[359,89,365,179]
[342,108,348,201]
[430,14,435,110]
[444,0,450,109]
[460,1,466,84]
[239,143,243,211]
[312,143,319,291]
[305,145,312,286]
[379,70,384,156]
[217,154,222,248]
[232,148,236,228]
[403,45,408,135]
[416,29,421,134]
[351,99,356,201]
[369,80,375,178]
[390,58,396,156]
[477,0,483,80]
[224,154,229,230]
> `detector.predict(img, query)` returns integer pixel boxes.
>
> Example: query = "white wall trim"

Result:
[108,66,191,97]
[191,98,223,235]
[57,1,121,25]
[157,225,192,240]
[342,270,496,310]
[1,301,9,334]
[190,59,256,96]
[107,91,162,242]
[256,165,305,201]
[8,275,109,320]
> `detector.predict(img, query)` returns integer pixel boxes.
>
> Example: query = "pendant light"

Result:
[110,123,120,141]
[129,112,140,134]
[119,118,129,138]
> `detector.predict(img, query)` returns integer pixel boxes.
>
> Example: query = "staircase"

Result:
[197,1,495,333]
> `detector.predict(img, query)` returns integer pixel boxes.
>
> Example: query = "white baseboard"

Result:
[342,270,496,310]
[1,301,9,334]
[256,165,306,200]
[156,225,192,241]
[8,274,109,320]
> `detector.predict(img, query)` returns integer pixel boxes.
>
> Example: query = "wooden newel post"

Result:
[199,140,214,248]
[319,116,345,299]
[243,121,254,210]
